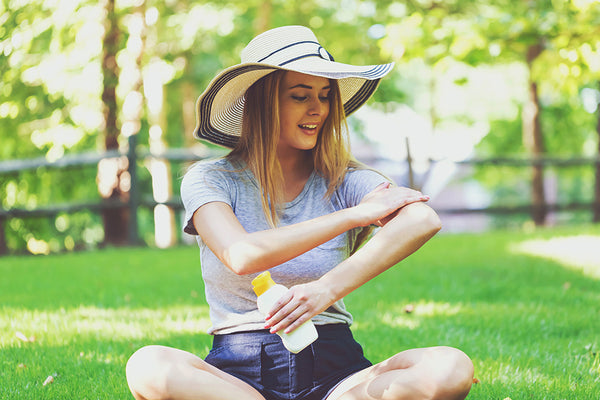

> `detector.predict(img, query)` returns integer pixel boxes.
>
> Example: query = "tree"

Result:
[379,0,600,225]
[98,0,131,246]
[524,41,546,225]
[3,0,599,254]
[480,0,600,224]
[0,0,105,254]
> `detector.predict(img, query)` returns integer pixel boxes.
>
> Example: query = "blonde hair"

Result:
[227,71,372,247]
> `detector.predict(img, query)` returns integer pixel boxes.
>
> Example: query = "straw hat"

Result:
[194,25,394,148]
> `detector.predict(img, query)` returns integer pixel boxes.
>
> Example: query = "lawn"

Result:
[1,225,599,399]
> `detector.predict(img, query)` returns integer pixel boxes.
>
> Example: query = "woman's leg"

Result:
[326,346,473,400]
[125,345,267,400]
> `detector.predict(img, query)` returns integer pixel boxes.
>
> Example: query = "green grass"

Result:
[1,225,600,399]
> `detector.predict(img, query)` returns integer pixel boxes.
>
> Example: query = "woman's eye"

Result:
[292,96,307,101]
[319,96,329,102]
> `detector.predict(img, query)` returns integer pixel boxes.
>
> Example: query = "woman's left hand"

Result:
[264,280,335,334]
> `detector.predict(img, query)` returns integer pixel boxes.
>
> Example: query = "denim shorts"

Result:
[204,324,372,400]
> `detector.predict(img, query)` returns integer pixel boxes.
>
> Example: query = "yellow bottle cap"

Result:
[251,271,276,296]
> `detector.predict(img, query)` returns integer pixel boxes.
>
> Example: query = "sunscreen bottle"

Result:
[252,271,318,353]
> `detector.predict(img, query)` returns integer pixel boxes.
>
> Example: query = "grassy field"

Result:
[1,225,599,399]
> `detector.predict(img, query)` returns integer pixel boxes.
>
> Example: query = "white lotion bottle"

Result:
[252,271,318,353]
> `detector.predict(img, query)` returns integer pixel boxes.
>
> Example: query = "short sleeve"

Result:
[338,168,390,208]
[180,160,234,235]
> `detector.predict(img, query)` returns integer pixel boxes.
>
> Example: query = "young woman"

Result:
[126,26,474,400]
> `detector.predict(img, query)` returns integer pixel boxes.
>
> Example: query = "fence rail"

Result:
[1,136,599,254]
[454,156,600,167]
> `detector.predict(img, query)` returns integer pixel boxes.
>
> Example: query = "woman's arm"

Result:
[193,201,358,275]
[192,183,429,275]
[264,201,442,333]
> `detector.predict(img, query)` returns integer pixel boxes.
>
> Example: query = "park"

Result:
[1,0,600,399]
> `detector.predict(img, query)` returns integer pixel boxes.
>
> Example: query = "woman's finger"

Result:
[265,281,334,333]
[265,290,294,320]
[265,293,303,329]
[266,300,303,331]
[372,182,391,192]
[266,292,314,332]
[268,305,307,333]
[282,310,311,334]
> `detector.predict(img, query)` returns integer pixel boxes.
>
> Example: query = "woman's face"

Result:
[277,71,330,156]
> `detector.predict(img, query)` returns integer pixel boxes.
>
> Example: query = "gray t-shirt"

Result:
[181,157,387,334]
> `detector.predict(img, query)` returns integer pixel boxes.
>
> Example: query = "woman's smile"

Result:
[297,123,320,135]
[277,71,331,154]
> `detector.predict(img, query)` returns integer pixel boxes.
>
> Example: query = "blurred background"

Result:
[1,0,599,255]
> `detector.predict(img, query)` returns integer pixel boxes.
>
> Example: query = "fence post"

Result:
[128,134,141,245]
[0,217,7,255]
[594,96,600,222]
[594,155,600,223]
[406,137,415,189]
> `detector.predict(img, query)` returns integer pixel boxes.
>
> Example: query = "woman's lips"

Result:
[298,124,318,134]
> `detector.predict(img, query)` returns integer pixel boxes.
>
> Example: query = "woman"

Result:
[126,26,474,400]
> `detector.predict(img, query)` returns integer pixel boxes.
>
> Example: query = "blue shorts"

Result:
[204,324,372,400]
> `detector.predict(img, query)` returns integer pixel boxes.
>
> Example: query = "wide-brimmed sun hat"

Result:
[194,25,394,148]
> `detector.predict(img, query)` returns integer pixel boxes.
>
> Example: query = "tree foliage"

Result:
[1,0,600,253]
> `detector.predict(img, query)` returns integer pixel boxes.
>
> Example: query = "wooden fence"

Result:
[434,156,600,217]
[1,135,599,254]
[0,135,220,253]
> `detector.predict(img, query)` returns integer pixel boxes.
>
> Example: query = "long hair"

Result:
[228,70,285,228]
[227,70,371,247]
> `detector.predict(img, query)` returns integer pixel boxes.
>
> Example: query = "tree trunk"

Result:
[99,0,130,245]
[254,0,272,34]
[594,80,600,223]
[523,42,547,226]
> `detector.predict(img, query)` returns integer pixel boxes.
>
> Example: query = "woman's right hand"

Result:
[264,280,335,335]
[353,182,430,227]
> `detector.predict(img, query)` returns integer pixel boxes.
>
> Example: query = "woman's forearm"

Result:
[194,202,362,275]
[263,201,441,335]
[225,208,361,274]
[194,184,430,276]
[319,202,442,301]
[235,185,432,276]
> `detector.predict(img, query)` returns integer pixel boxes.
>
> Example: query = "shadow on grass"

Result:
[2,332,213,400]
[346,231,600,399]
[2,229,599,399]
[1,246,210,399]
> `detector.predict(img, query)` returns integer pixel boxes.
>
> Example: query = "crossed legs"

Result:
[326,346,474,400]
[125,345,473,400]
[125,345,266,400]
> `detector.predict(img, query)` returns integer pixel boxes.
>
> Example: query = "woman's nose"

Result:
[308,98,325,115]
